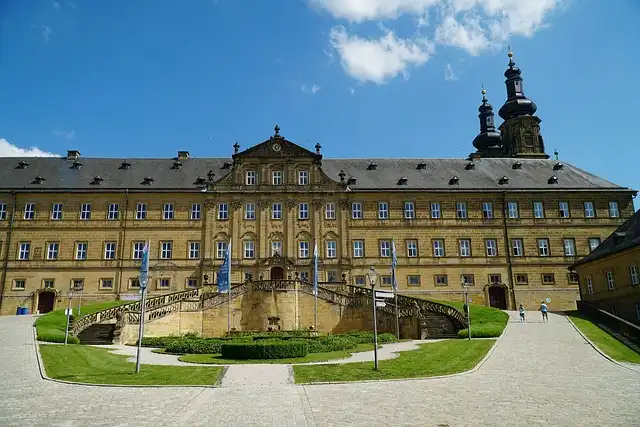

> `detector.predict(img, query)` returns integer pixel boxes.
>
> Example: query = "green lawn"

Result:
[293,339,495,383]
[34,301,127,343]
[568,314,640,364]
[39,344,224,386]
[178,343,375,364]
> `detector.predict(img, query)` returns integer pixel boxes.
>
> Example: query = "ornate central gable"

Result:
[233,125,322,163]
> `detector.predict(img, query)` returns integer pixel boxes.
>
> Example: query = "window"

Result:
[408,275,421,286]
[159,241,172,259]
[353,240,364,258]
[51,203,63,220]
[135,203,147,220]
[246,170,256,185]
[404,202,415,219]
[188,242,200,259]
[75,242,88,260]
[378,202,389,219]
[630,265,639,285]
[163,203,174,220]
[533,201,545,218]
[104,242,116,260]
[511,239,524,257]
[563,239,576,256]
[245,203,256,220]
[406,240,418,258]
[605,271,615,290]
[272,203,282,220]
[586,275,594,294]
[243,241,255,259]
[130,278,140,289]
[353,276,365,286]
[507,202,519,219]
[158,278,171,289]
[456,202,467,219]
[80,203,92,220]
[462,274,474,286]
[108,203,119,220]
[72,279,84,290]
[271,241,282,256]
[515,274,529,285]
[459,239,471,257]
[325,203,336,220]
[187,278,198,288]
[559,201,570,218]
[298,241,310,258]
[326,241,337,258]
[489,274,501,284]
[381,276,393,287]
[434,275,448,286]
[298,203,309,220]
[542,273,555,285]
[0,203,6,220]
[216,241,227,259]
[430,202,441,219]
[100,279,113,289]
[482,202,493,219]
[13,279,26,290]
[272,171,282,185]
[43,279,55,289]
[609,201,620,218]
[190,204,201,220]
[218,203,228,220]
[351,202,363,219]
[298,170,309,185]
[132,242,145,260]
[24,203,35,220]
[18,242,30,260]
[583,202,595,218]
[46,242,59,260]
[432,240,445,257]
[535,238,551,256]
[327,271,337,282]
[485,239,497,257]
[299,271,309,282]
[380,240,391,257]
[568,273,579,284]
[588,238,601,252]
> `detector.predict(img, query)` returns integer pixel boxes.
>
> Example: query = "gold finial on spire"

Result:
[507,45,513,58]
[481,85,486,96]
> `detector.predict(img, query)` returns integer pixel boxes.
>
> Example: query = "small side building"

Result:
[571,209,640,325]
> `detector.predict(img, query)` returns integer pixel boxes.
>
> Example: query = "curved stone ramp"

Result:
[2,312,638,426]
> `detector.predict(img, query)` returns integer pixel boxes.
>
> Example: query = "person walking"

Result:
[539,301,549,323]
[518,304,526,323]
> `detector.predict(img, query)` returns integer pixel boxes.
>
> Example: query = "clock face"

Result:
[272,143,282,152]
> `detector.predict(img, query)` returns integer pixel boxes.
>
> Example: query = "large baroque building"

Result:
[0,52,637,316]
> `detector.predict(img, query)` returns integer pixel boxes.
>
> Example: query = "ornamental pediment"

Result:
[232,125,322,163]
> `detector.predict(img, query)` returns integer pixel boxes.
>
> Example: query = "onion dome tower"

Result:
[472,88,503,158]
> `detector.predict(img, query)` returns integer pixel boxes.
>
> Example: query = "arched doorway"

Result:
[270,266,284,280]
[488,286,507,309]
[37,291,56,314]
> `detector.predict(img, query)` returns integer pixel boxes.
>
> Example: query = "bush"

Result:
[140,336,182,348]
[221,340,308,359]
[341,331,398,344]
[300,336,358,353]
[165,338,226,354]
[456,324,505,339]
[37,329,80,344]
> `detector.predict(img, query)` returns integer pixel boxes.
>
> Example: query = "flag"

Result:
[391,240,397,292]
[218,241,231,293]
[139,240,150,289]
[313,240,319,296]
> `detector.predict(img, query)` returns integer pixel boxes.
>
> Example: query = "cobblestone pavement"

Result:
[1,313,638,427]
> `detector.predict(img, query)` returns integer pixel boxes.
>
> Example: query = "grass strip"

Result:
[567,313,640,364]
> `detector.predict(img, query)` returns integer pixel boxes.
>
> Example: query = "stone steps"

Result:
[78,324,115,345]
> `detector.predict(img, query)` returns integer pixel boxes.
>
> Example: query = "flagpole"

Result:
[313,240,318,332]
[227,240,231,335]
[135,239,150,373]
[394,269,400,340]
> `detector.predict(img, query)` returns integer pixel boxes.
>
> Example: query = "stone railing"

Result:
[201,283,248,311]
[298,281,353,307]
[71,287,201,335]
[252,280,297,292]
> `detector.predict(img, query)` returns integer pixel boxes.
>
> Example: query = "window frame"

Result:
[352,240,364,258]
[188,241,200,259]
[455,202,468,219]
[559,201,570,218]
[135,203,147,220]
[485,239,498,257]
[298,203,309,220]
[298,170,309,185]
[351,202,363,219]
[243,240,255,259]
[406,239,418,258]
[583,201,595,218]
[217,203,229,220]
[326,240,337,258]
[75,242,88,260]
[272,170,282,185]
[245,170,257,186]
[537,238,550,257]
[104,242,117,260]
[432,239,445,257]
[430,202,441,219]
[245,203,256,220]
[403,201,415,219]
[608,201,620,218]
[298,241,310,258]
[80,203,92,220]
[481,202,493,219]
[378,202,389,220]
[160,241,173,260]
[162,203,175,220]
[563,238,576,256]
[533,201,545,219]
[107,203,119,220]
[272,203,282,220]
[46,242,59,260]
[51,203,63,220]
[507,201,519,219]
[459,239,471,257]
[511,238,524,257]
[325,203,336,220]
[190,203,201,220]
[379,240,391,257]
[24,203,35,220]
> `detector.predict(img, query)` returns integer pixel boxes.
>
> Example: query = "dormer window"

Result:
[66,150,81,161]
[548,175,558,184]
[71,161,82,169]
[512,161,522,170]
[338,170,346,183]
[347,177,357,186]
[367,162,377,171]
[416,161,427,170]
[141,177,154,185]
[33,176,46,184]
[119,161,131,170]
[91,176,104,185]
[499,176,509,185]
[449,176,459,185]
[207,170,215,182]
[16,160,29,169]
[194,177,206,186]
[398,177,408,185]
[613,232,627,246]
[246,170,256,185]
[553,162,564,171]
[465,161,475,170]
[171,160,182,170]
[222,161,232,169]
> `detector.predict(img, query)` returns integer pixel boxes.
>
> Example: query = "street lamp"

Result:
[64,289,73,345]
[461,275,471,341]
[365,266,380,371]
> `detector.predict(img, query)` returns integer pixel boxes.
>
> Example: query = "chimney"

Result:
[66,150,81,161]
[177,151,190,161]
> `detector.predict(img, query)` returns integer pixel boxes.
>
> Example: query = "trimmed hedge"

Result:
[221,340,308,359]
[342,331,397,344]
[456,324,505,339]
[37,330,80,344]
[140,336,181,348]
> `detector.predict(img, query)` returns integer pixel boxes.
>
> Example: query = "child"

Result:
[518,304,525,323]
[539,301,549,322]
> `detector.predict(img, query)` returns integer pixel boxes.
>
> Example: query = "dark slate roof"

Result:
[571,209,640,268]
[0,156,633,192]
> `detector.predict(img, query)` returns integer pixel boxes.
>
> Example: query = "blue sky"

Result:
[0,0,639,205]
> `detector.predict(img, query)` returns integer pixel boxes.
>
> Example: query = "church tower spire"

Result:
[497,49,549,159]
[472,88,503,158]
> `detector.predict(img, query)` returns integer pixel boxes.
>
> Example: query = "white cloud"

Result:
[301,84,322,94]
[435,15,489,55]
[0,138,59,157]
[444,62,458,80]
[329,26,434,84]
[310,0,441,22]
[53,130,76,139]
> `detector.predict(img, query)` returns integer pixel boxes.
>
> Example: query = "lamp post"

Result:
[365,266,380,371]
[64,289,73,345]
[461,275,471,341]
